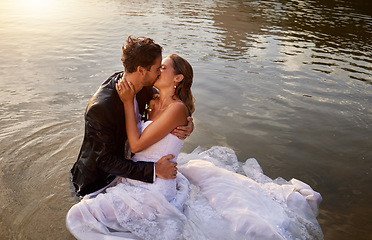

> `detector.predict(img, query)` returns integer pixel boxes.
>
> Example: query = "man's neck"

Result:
[123,72,143,94]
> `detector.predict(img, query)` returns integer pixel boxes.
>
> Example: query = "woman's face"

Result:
[154,56,175,90]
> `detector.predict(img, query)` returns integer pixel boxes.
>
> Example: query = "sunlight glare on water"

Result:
[2,0,61,19]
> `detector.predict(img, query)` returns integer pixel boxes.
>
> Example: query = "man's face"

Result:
[142,56,162,87]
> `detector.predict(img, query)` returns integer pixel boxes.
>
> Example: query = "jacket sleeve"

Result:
[85,101,155,183]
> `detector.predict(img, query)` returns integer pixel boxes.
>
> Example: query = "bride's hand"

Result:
[116,79,135,104]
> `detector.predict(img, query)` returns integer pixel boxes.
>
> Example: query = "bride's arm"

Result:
[129,102,187,153]
[116,79,141,146]
[116,80,188,153]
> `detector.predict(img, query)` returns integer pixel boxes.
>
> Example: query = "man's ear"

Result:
[137,66,145,75]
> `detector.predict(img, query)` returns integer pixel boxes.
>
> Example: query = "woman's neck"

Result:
[158,88,177,110]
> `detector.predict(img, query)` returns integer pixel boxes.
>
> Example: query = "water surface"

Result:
[0,0,371,239]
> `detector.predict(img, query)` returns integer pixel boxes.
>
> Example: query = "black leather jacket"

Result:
[71,72,154,197]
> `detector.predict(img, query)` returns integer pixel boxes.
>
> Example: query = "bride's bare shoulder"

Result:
[167,101,188,117]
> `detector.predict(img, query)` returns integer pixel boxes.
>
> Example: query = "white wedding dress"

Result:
[66,121,324,240]
[66,121,189,240]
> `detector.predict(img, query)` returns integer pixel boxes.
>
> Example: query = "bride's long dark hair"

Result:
[169,54,195,115]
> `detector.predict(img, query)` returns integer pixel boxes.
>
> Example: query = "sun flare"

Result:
[22,0,50,8]
[12,0,57,17]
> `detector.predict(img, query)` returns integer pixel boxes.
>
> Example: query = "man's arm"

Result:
[86,102,155,183]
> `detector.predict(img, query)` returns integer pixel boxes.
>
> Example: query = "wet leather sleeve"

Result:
[85,101,154,183]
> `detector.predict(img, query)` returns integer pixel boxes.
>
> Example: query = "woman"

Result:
[67,54,323,240]
[115,53,195,203]
[66,54,195,240]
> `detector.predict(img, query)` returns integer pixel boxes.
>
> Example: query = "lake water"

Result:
[0,0,371,239]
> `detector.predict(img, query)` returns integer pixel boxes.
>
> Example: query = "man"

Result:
[70,36,193,198]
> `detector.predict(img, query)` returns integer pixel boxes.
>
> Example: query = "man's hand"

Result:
[171,116,194,140]
[155,154,177,179]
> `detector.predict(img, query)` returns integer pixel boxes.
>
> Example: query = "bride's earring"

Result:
[174,85,177,89]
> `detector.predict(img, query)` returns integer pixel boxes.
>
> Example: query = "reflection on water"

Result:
[0,0,371,239]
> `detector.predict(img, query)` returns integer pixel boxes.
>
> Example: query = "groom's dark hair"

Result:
[121,36,163,73]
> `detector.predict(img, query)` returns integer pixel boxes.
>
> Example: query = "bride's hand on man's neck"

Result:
[122,72,143,95]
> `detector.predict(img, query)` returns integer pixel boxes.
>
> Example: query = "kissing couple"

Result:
[66,36,323,240]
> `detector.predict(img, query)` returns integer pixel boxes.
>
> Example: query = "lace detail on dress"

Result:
[105,181,187,240]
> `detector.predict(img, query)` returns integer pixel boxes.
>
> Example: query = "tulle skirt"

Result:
[66,146,323,240]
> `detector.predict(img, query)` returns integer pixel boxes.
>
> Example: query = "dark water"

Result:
[0,0,371,239]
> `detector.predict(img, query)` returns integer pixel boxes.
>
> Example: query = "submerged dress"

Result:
[66,121,190,240]
[177,146,323,240]
[66,121,324,240]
